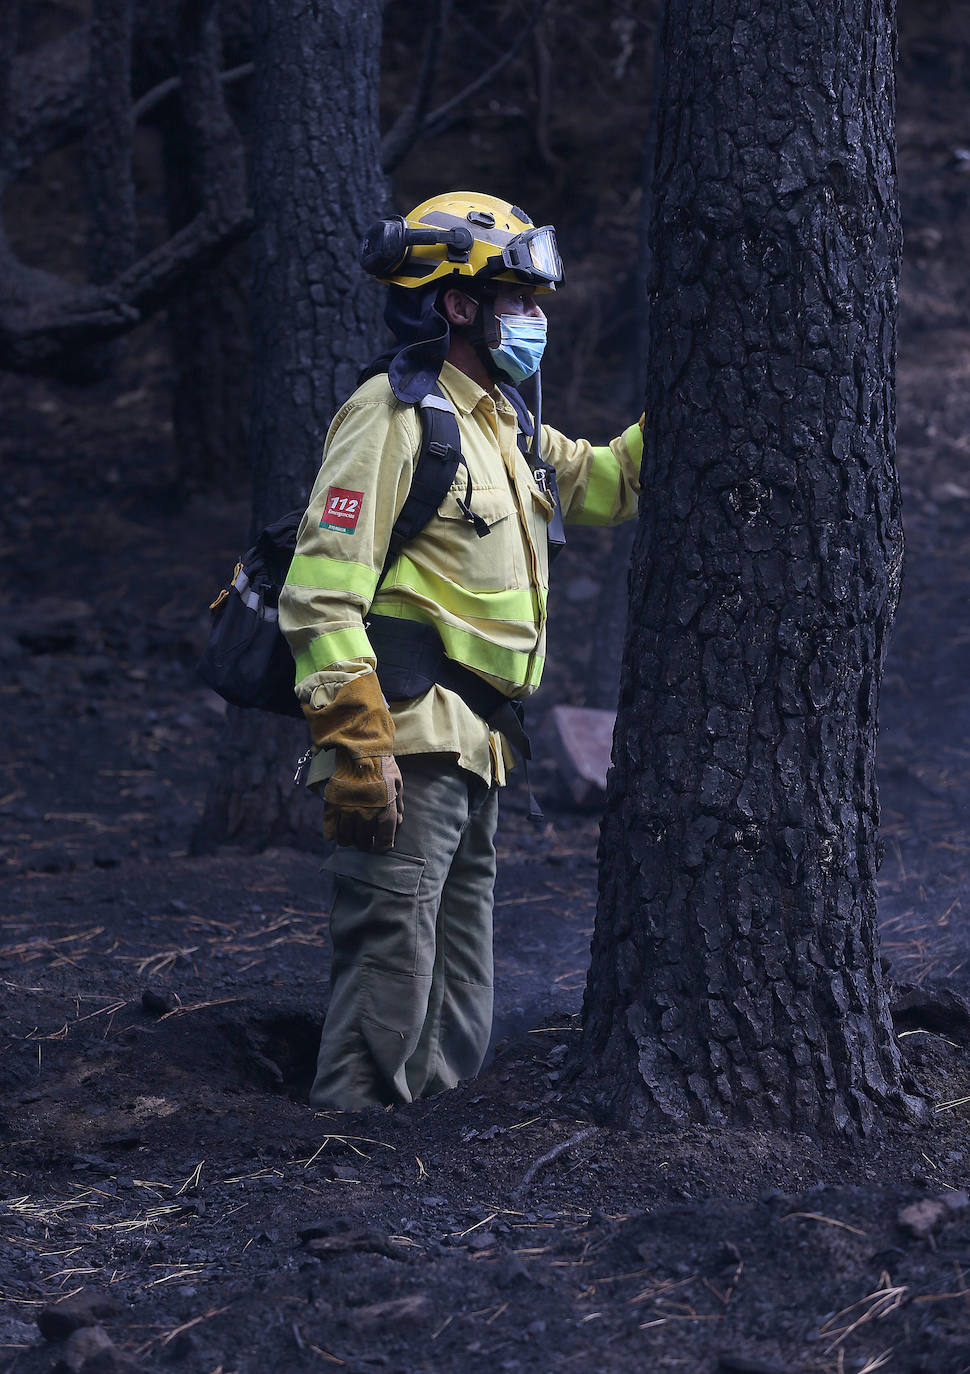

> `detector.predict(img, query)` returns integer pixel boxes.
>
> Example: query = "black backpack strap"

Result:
[422,391,490,540]
[377,386,490,590]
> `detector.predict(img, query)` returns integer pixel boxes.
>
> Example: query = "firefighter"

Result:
[278,192,643,1110]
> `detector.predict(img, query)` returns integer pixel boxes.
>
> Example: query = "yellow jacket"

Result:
[279,360,642,785]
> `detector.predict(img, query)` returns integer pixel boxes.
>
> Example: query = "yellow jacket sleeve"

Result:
[278,379,422,705]
[540,419,643,526]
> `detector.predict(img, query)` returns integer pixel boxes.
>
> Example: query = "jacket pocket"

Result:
[423,484,530,593]
[435,485,516,529]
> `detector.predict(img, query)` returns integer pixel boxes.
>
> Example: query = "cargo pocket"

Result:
[323,848,426,975]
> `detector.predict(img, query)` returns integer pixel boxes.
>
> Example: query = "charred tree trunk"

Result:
[86,0,135,286]
[193,0,385,853]
[163,0,250,497]
[246,0,385,534]
[0,8,19,195]
[160,1,250,500]
[164,182,250,498]
[0,2,252,377]
[579,0,922,1135]
[82,0,135,379]
[585,20,661,712]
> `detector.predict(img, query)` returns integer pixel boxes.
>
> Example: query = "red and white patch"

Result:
[320,486,364,533]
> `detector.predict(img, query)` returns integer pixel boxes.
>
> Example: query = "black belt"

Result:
[366,614,543,820]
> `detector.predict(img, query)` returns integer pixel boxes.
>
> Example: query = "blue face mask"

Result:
[487,312,547,383]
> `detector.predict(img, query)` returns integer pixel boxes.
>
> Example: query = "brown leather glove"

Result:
[302,673,404,853]
[323,752,404,851]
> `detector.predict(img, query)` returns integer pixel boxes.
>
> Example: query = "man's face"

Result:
[491,282,545,321]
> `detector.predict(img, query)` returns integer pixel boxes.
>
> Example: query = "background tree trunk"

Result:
[193,0,386,853]
[78,0,135,381]
[585,12,663,711]
[85,0,135,286]
[0,1,252,378]
[0,7,20,197]
[163,0,250,498]
[245,0,385,535]
[579,0,921,1135]
[163,176,251,498]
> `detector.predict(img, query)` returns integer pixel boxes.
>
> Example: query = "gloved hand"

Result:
[324,752,404,851]
[302,672,404,852]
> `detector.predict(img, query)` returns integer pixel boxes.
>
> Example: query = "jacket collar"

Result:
[437,360,515,418]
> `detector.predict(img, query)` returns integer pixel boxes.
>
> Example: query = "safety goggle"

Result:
[499,225,563,286]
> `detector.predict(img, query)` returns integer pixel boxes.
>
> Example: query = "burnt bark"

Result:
[81,0,135,379]
[0,203,252,376]
[579,0,922,1135]
[9,1,253,173]
[163,0,250,495]
[9,26,91,175]
[0,7,19,194]
[0,1,252,379]
[193,0,385,852]
[86,0,135,286]
[246,0,385,534]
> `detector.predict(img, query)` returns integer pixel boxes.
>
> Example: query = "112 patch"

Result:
[320,486,364,533]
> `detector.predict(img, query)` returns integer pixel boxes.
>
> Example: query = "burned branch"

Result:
[380,0,547,170]
[0,205,252,375]
[85,0,136,285]
[130,59,253,125]
[381,0,451,175]
[0,0,252,379]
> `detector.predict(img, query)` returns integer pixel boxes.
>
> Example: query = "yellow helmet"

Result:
[360,191,563,292]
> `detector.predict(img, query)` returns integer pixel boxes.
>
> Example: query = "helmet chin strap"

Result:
[477,287,502,350]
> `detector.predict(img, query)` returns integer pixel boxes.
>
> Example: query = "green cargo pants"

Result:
[310,754,499,1110]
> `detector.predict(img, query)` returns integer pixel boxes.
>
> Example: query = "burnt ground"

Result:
[5,18,970,1374]
[2,337,970,1374]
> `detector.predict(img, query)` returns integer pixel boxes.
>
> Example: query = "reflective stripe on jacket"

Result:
[278,360,642,779]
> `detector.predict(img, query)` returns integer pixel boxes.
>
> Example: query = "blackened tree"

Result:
[192,0,386,852]
[0,0,251,379]
[161,0,252,494]
[579,0,923,1135]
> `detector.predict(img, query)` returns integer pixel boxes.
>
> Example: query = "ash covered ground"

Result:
[3,8,970,1371]
[2,290,970,1374]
